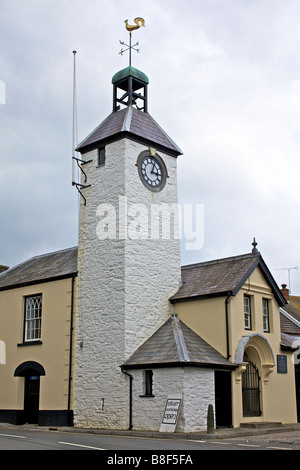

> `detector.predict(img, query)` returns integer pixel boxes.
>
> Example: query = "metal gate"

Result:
[242,360,261,417]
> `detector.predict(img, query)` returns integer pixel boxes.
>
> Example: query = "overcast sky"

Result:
[1,0,300,294]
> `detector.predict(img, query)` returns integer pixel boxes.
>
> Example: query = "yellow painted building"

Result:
[0,247,77,426]
[170,243,299,427]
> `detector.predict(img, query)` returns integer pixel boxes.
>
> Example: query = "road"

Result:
[0,427,299,452]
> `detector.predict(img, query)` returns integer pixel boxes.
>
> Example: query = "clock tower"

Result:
[73,60,183,429]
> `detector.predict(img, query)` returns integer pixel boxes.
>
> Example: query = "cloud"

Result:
[0,0,300,293]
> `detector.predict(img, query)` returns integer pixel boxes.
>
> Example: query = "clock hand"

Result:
[151,164,158,175]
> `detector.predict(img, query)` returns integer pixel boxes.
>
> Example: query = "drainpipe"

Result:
[68,273,76,425]
[225,292,233,360]
[121,367,133,430]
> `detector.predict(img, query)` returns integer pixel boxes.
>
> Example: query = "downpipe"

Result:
[121,367,133,430]
[225,293,232,360]
[68,273,76,426]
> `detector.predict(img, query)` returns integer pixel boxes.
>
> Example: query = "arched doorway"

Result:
[235,334,276,419]
[235,333,275,366]
[14,361,45,424]
[242,353,261,417]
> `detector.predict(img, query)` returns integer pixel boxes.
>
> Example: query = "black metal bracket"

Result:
[72,182,91,206]
[73,156,92,184]
[72,156,92,205]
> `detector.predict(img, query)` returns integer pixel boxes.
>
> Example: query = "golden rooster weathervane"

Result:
[125,17,145,34]
[119,17,145,66]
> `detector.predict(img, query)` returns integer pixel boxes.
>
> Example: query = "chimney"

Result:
[281,284,289,302]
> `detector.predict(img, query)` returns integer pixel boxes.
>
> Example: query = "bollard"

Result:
[207,404,215,434]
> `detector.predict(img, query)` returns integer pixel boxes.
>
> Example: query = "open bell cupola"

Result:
[76,66,182,158]
[112,66,149,112]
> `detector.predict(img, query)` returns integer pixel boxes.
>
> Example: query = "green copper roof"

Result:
[112,66,149,85]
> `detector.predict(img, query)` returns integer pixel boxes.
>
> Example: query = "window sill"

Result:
[17,340,42,347]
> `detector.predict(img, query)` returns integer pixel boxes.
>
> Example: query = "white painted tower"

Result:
[73,57,183,429]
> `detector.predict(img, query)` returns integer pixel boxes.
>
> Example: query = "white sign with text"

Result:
[159,394,182,432]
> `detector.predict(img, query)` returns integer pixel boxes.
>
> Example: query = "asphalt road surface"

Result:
[0,427,299,452]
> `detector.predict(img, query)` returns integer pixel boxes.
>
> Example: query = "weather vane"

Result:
[119,17,145,66]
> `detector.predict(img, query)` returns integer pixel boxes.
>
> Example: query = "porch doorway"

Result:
[215,370,232,428]
[242,359,261,417]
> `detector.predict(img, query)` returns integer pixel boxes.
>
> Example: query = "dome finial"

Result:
[252,237,258,254]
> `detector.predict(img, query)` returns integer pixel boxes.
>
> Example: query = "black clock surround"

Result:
[136,150,167,192]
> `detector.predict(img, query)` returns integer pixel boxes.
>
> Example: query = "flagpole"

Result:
[72,50,77,186]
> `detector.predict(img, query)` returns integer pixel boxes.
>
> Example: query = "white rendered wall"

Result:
[74,140,126,429]
[123,139,182,357]
[74,138,182,429]
[130,367,215,432]
[181,368,215,432]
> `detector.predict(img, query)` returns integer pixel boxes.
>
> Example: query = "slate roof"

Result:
[281,303,300,328]
[280,302,300,350]
[0,247,78,291]
[290,296,300,312]
[277,299,300,351]
[170,252,286,306]
[122,314,235,369]
[281,332,300,349]
[76,106,182,157]
[280,313,300,335]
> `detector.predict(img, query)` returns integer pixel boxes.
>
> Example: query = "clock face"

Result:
[137,153,167,192]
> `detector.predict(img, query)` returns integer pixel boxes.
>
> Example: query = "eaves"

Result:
[0,272,78,292]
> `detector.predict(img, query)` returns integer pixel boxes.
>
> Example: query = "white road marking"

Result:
[267,446,292,450]
[192,438,293,450]
[0,433,26,439]
[58,441,106,450]
[208,441,232,445]
[237,443,260,447]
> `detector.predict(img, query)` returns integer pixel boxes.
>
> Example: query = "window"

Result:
[24,295,42,342]
[244,295,252,330]
[98,147,105,166]
[144,370,153,396]
[262,299,270,332]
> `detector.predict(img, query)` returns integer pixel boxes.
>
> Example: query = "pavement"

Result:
[60,423,300,441]
[1,421,300,441]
